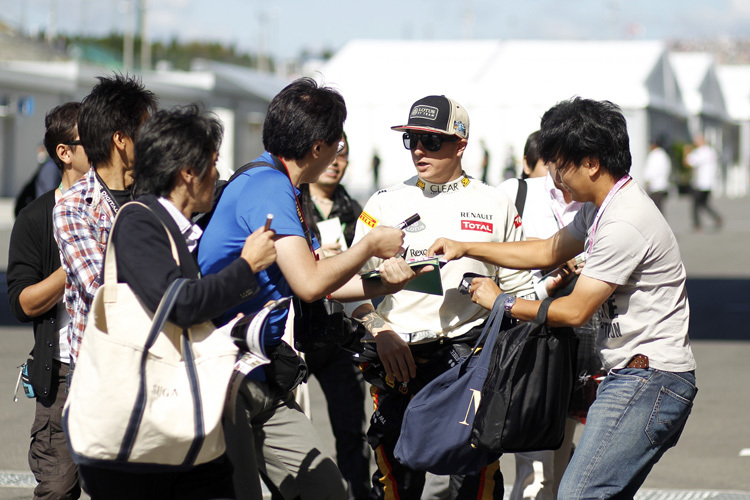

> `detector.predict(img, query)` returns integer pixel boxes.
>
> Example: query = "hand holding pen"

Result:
[396,213,421,230]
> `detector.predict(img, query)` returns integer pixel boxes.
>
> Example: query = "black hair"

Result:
[78,73,158,167]
[262,77,346,160]
[132,104,223,198]
[538,97,631,179]
[43,102,81,171]
[522,130,541,179]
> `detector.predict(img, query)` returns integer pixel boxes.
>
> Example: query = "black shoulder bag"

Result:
[470,297,579,453]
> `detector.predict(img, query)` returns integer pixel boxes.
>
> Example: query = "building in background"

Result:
[0,22,289,198]
[312,39,747,200]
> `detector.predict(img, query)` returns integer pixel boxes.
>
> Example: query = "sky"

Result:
[3,0,750,61]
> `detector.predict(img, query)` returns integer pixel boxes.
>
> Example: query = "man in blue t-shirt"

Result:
[198,77,417,499]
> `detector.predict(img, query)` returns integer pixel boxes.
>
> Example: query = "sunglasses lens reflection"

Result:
[403,132,445,152]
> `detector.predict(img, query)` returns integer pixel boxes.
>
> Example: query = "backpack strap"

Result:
[514,178,527,219]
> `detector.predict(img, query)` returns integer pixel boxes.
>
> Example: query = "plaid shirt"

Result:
[53,167,117,363]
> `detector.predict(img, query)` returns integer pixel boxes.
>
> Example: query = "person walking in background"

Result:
[480,139,491,184]
[7,102,89,500]
[684,133,723,231]
[299,133,371,500]
[13,145,63,217]
[644,135,671,214]
[371,149,381,191]
[53,74,157,366]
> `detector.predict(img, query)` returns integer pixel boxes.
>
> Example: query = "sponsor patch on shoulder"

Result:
[359,211,378,228]
[514,215,522,228]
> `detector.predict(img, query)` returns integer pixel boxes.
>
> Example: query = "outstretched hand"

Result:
[469,277,502,311]
[427,238,466,262]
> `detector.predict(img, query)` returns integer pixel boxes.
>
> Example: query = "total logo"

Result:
[461,220,493,233]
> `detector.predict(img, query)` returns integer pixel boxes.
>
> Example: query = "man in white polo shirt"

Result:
[431,97,697,500]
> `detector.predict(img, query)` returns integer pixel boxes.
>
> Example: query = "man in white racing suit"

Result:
[351,95,535,500]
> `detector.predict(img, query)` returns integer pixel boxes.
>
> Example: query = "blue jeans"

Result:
[558,368,697,500]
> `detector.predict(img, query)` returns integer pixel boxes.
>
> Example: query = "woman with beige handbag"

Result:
[64,105,276,499]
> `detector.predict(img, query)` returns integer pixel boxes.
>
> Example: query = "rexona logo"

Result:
[461,220,493,233]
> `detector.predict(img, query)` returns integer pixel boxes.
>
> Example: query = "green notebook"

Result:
[361,256,445,295]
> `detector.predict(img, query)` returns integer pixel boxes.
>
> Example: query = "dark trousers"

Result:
[648,190,668,214]
[692,189,722,229]
[362,338,504,500]
[29,361,80,500]
[306,345,371,500]
[78,458,234,500]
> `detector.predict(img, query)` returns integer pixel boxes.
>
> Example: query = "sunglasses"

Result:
[64,140,82,147]
[402,132,460,152]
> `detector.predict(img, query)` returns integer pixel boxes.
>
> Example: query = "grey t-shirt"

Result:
[568,181,696,372]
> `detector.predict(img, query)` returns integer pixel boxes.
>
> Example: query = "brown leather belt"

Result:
[626,354,649,369]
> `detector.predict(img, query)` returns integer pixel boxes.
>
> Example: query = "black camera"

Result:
[293,297,366,354]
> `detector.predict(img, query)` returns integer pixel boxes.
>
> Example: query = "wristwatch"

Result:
[503,294,516,317]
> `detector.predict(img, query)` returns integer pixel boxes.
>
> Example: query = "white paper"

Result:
[316,217,348,251]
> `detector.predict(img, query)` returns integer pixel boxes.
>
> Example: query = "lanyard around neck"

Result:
[95,171,125,216]
[587,175,631,256]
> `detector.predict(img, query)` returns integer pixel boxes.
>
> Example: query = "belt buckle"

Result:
[627,354,649,369]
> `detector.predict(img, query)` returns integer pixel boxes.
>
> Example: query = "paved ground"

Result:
[0,191,748,498]
[1,331,748,499]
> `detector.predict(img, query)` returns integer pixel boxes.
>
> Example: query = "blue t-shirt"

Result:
[197,152,319,345]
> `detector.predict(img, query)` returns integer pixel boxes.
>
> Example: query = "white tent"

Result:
[314,39,688,197]
[670,52,735,196]
[473,40,687,183]
[717,64,750,197]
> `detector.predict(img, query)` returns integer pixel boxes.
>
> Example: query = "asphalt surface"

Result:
[0,192,749,498]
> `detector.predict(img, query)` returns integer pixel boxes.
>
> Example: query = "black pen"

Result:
[396,213,420,230]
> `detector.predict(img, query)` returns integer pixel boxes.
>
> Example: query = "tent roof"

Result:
[319,39,686,116]
[669,52,728,119]
[717,65,750,121]
[482,40,677,110]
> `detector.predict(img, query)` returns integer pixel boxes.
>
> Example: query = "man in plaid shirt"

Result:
[53,75,157,363]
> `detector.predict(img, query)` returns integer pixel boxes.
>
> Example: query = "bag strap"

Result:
[117,278,190,461]
[533,297,556,325]
[514,178,527,219]
[103,201,180,304]
[180,327,205,466]
[457,296,505,374]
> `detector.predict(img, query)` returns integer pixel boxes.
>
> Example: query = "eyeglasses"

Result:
[402,132,460,152]
[64,140,82,147]
[334,154,348,165]
[337,140,346,154]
